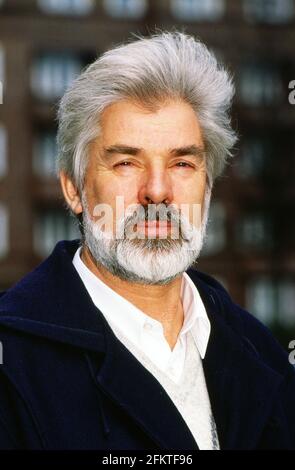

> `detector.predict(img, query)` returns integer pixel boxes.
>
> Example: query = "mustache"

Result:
[121,203,192,242]
[124,203,180,224]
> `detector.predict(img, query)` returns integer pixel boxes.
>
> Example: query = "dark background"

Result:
[0,0,294,350]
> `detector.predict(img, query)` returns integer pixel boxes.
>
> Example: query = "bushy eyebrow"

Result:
[103,144,205,159]
[170,145,205,158]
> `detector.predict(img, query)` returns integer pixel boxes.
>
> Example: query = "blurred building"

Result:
[0,0,295,347]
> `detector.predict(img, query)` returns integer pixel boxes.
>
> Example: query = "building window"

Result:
[0,203,9,259]
[235,137,269,179]
[171,0,225,21]
[246,277,276,325]
[34,210,80,257]
[277,280,295,328]
[37,0,95,16]
[103,0,148,19]
[247,277,295,328]
[0,125,7,178]
[243,0,295,24]
[239,63,283,106]
[31,53,83,101]
[202,201,226,255]
[33,131,57,178]
[236,213,273,250]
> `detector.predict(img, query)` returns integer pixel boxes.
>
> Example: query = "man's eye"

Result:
[176,162,193,168]
[116,161,132,167]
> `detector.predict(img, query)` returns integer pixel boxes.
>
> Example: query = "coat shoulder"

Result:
[188,268,294,378]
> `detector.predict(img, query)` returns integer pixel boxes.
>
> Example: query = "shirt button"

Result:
[144,322,153,332]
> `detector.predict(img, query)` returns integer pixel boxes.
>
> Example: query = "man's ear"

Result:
[59,171,83,215]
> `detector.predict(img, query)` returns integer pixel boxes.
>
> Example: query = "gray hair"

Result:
[56,31,237,191]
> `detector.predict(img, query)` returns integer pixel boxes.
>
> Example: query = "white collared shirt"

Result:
[72,247,211,383]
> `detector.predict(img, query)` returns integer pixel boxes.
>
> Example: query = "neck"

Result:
[81,246,184,349]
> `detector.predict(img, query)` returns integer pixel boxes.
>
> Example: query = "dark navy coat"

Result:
[0,240,294,450]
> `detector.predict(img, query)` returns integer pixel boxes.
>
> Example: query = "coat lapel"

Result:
[86,313,199,450]
[190,273,284,450]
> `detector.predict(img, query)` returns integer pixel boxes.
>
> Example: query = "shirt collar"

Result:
[73,247,211,358]
[181,272,211,359]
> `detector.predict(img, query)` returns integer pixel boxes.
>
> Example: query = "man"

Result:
[0,32,294,450]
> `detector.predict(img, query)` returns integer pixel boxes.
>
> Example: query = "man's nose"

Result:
[138,168,173,206]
